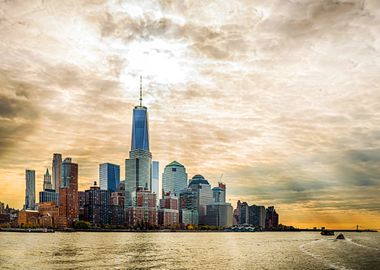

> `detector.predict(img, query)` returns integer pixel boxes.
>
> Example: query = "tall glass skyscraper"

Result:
[151,160,160,205]
[125,78,153,207]
[99,163,120,192]
[24,169,36,210]
[52,153,62,193]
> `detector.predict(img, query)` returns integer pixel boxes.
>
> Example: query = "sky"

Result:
[0,0,379,229]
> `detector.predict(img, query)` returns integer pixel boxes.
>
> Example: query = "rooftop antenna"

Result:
[139,75,143,107]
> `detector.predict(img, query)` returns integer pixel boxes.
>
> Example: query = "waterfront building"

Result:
[110,192,125,226]
[151,161,159,205]
[25,169,36,210]
[162,161,188,196]
[204,202,233,227]
[18,210,39,227]
[239,202,250,224]
[179,188,199,225]
[212,182,226,203]
[84,182,111,226]
[188,175,213,224]
[126,188,157,228]
[158,192,179,227]
[43,168,52,190]
[233,200,241,225]
[37,202,60,228]
[265,206,279,229]
[52,153,62,192]
[57,157,78,228]
[39,189,59,205]
[78,191,86,221]
[99,163,120,192]
[0,201,4,214]
[249,205,266,229]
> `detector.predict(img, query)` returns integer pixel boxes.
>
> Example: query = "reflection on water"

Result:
[0,232,379,269]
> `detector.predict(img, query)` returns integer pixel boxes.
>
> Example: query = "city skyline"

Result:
[1,1,380,229]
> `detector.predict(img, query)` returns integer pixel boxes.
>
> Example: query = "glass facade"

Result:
[131,107,149,152]
[25,170,36,210]
[162,161,188,196]
[99,163,120,192]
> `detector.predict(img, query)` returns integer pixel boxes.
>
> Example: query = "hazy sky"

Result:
[1,0,379,229]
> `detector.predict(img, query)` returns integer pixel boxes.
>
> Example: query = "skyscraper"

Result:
[162,161,188,196]
[84,182,111,226]
[24,170,36,210]
[151,160,159,205]
[52,153,62,192]
[99,163,120,192]
[125,77,152,207]
[188,175,213,224]
[43,168,52,190]
[57,157,78,228]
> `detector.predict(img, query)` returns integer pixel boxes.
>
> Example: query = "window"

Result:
[172,168,177,172]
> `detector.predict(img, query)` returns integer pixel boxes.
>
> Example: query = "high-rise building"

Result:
[162,161,188,196]
[99,163,120,192]
[239,202,249,224]
[265,206,279,229]
[78,191,86,221]
[57,157,78,228]
[25,170,36,210]
[249,205,266,229]
[125,78,153,207]
[84,182,111,226]
[151,161,159,205]
[204,202,233,228]
[43,168,52,190]
[126,188,157,228]
[39,190,59,205]
[188,175,213,225]
[158,192,179,227]
[179,188,199,226]
[110,191,125,226]
[212,182,226,203]
[52,153,62,192]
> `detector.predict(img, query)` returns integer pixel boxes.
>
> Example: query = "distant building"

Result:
[110,191,125,226]
[179,188,199,226]
[239,202,249,224]
[212,182,226,203]
[162,161,188,196]
[78,191,86,221]
[188,175,213,224]
[18,210,39,227]
[0,201,4,214]
[37,202,59,228]
[151,161,159,205]
[84,182,111,226]
[52,153,62,193]
[39,189,59,205]
[25,170,36,210]
[158,192,179,227]
[43,168,52,190]
[99,163,120,192]
[126,188,157,228]
[204,202,233,228]
[265,206,279,229]
[233,200,241,225]
[249,205,266,229]
[57,157,79,228]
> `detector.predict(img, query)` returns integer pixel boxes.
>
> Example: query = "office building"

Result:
[239,202,250,224]
[162,161,188,196]
[110,191,125,226]
[25,170,36,210]
[84,182,111,226]
[249,205,266,229]
[179,188,199,225]
[39,189,59,205]
[188,175,213,224]
[99,163,120,192]
[212,182,226,203]
[57,157,79,228]
[52,153,62,192]
[151,160,159,205]
[43,168,52,190]
[205,202,233,227]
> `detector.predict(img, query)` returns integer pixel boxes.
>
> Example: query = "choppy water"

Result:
[0,232,379,269]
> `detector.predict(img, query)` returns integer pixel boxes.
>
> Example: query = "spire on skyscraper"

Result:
[139,75,143,107]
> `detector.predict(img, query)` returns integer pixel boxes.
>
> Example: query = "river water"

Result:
[0,232,379,269]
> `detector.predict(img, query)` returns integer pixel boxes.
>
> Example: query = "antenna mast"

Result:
[139,75,143,107]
